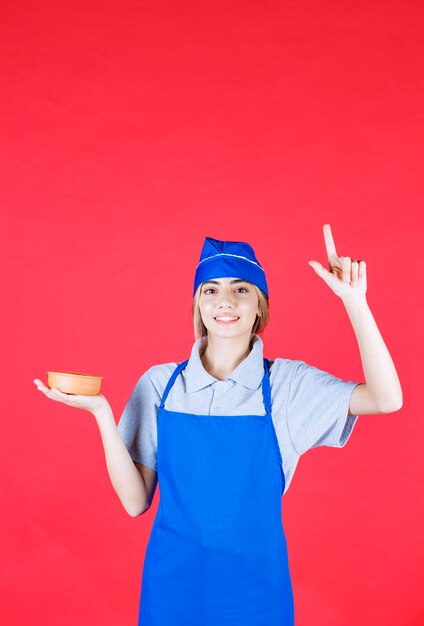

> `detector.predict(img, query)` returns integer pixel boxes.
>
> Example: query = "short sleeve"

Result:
[117,369,160,471]
[287,360,361,456]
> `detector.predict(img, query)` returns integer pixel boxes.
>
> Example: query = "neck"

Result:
[200,333,255,381]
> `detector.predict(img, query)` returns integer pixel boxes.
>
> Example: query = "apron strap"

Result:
[262,358,272,416]
[159,357,272,415]
[159,360,189,409]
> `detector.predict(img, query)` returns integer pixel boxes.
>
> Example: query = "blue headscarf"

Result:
[193,237,268,297]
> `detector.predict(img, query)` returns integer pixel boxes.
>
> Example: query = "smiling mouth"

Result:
[214,316,240,323]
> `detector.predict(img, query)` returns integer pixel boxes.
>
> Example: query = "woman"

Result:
[34,225,403,625]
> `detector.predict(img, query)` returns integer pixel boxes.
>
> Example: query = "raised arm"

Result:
[308,224,403,415]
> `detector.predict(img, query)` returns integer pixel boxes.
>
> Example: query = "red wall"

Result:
[1,1,423,624]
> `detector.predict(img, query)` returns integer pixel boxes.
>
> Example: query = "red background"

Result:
[1,1,423,624]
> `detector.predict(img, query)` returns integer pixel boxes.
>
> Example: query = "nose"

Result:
[217,291,236,308]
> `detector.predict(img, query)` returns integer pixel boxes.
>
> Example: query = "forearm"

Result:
[94,405,149,517]
[343,297,403,410]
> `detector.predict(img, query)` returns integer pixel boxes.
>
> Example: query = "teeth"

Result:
[215,317,238,321]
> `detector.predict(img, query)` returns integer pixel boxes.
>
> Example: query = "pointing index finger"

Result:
[323,223,338,263]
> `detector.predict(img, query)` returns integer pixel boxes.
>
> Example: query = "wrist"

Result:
[341,295,369,312]
[93,403,114,423]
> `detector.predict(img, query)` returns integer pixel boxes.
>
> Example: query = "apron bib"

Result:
[138,357,294,625]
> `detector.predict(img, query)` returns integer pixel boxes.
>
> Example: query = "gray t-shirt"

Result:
[117,334,361,494]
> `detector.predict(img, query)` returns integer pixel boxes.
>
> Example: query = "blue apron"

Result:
[138,357,294,625]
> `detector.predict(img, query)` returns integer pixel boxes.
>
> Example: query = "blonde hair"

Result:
[192,281,270,342]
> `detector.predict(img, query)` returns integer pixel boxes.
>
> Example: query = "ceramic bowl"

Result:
[47,371,103,395]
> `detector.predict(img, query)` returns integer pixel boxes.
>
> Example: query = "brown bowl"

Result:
[47,371,103,395]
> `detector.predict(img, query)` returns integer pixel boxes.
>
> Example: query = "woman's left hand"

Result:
[308,224,367,304]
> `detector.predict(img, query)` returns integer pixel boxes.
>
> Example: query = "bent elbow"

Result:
[380,395,403,413]
[125,502,150,517]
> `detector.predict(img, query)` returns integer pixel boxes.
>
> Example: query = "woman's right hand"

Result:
[33,379,110,418]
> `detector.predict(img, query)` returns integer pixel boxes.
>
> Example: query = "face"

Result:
[198,277,260,338]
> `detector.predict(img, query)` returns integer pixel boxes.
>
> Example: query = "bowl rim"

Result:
[47,371,103,379]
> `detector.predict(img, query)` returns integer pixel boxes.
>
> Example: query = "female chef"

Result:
[34,224,403,625]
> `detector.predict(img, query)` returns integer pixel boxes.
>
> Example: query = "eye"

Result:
[202,287,248,294]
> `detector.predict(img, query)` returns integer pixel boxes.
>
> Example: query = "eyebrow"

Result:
[203,279,248,285]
